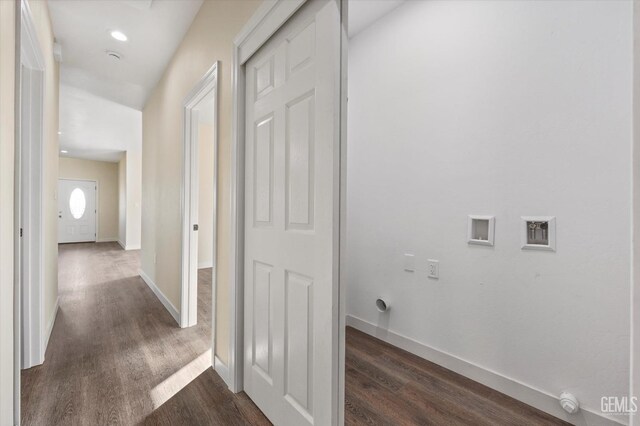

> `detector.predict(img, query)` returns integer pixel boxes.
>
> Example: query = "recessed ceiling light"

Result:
[60,150,68,154]
[110,30,128,42]
[57,131,62,135]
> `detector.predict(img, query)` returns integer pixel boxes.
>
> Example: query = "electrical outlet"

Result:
[427,259,439,279]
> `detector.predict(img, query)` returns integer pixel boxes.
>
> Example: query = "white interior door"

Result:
[243,1,341,425]
[58,179,96,243]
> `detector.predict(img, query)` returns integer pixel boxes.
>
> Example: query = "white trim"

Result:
[229,0,311,396]
[118,239,141,251]
[346,315,622,426]
[214,355,231,386]
[139,269,180,326]
[43,297,59,354]
[180,62,219,330]
[17,0,46,374]
[234,0,306,65]
[198,261,213,269]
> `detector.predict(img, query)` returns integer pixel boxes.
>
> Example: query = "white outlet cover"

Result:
[427,259,439,279]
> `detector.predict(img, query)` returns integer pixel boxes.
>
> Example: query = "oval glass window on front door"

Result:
[69,187,86,219]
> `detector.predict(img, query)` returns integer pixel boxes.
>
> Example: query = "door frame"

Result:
[57,178,98,243]
[179,62,219,362]
[228,1,347,423]
[16,0,45,372]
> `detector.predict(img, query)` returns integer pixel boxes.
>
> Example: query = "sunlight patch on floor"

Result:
[150,349,212,409]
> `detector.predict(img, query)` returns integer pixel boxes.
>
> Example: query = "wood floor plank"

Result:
[22,243,569,425]
[345,327,570,426]
[22,243,270,426]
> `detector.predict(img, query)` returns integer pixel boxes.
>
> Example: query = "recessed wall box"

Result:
[521,216,556,251]
[467,215,495,246]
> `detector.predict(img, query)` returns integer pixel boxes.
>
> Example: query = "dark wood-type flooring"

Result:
[21,243,268,426]
[22,243,568,425]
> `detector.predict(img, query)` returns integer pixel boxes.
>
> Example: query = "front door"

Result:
[58,179,97,243]
[243,0,342,425]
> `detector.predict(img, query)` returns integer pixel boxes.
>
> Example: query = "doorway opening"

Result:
[180,63,218,368]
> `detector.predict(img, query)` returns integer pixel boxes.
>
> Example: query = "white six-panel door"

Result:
[243,0,341,424]
[58,179,97,243]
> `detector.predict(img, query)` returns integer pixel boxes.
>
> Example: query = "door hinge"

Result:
[20,228,23,237]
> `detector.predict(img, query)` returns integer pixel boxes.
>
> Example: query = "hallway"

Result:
[21,243,268,425]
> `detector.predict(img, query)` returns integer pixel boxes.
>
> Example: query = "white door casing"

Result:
[58,179,97,243]
[18,38,45,374]
[243,1,342,425]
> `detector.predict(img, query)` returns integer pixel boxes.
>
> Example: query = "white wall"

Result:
[125,149,141,250]
[118,155,126,246]
[347,1,631,424]
[633,4,640,424]
[197,121,215,268]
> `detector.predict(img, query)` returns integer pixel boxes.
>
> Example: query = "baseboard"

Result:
[139,269,180,326]
[116,239,141,251]
[198,261,213,269]
[346,315,625,426]
[97,237,118,243]
[214,355,231,387]
[43,297,59,355]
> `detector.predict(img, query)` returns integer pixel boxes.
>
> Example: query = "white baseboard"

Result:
[97,237,118,243]
[116,239,141,251]
[214,355,231,387]
[198,261,213,269]
[139,269,180,326]
[346,315,624,426]
[44,297,59,355]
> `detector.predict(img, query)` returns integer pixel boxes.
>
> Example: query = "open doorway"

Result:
[180,63,218,348]
[17,0,46,374]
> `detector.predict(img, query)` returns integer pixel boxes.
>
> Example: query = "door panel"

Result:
[58,179,96,243]
[244,1,341,425]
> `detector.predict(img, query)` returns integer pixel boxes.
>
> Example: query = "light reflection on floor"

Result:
[150,349,212,409]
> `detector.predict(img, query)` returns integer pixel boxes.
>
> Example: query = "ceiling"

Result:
[59,85,142,162]
[348,0,405,39]
[49,0,203,110]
